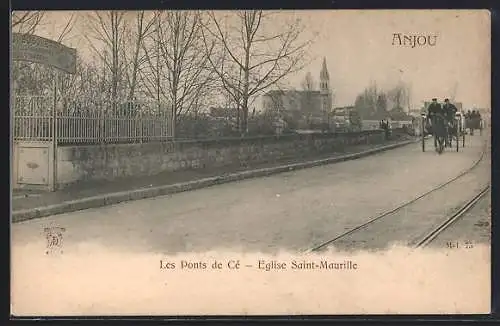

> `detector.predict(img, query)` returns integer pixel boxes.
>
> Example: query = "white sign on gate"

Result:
[12,33,77,74]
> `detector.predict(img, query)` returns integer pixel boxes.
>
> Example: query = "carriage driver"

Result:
[427,98,442,119]
[442,98,458,146]
[427,98,443,148]
[443,99,458,122]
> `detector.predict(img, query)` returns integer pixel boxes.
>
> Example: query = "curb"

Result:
[12,139,416,223]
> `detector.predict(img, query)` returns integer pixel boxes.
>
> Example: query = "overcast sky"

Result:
[25,10,490,110]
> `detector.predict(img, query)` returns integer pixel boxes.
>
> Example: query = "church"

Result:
[262,57,333,125]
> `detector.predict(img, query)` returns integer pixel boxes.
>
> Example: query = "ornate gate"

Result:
[11,33,76,191]
[13,96,57,190]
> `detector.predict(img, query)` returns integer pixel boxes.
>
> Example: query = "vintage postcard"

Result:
[10,9,491,316]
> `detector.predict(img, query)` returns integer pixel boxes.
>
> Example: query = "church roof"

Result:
[264,89,320,97]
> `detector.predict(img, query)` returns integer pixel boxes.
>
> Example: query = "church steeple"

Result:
[320,57,329,81]
[319,57,332,114]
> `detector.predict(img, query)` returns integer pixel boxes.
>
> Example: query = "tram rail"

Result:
[413,185,490,248]
[304,140,488,254]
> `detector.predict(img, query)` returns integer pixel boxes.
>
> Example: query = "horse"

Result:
[429,113,448,154]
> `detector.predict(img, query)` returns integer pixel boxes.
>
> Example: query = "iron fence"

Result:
[12,96,174,144]
[13,96,55,141]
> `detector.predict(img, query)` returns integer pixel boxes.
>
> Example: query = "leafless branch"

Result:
[139,10,219,134]
[201,10,315,135]
[84,11,128,103]
[57,13,76,42]
[12,11,45,34]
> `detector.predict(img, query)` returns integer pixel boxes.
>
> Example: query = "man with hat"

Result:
[442,98,458,146]
[427,98,442,117]
[427,98,443,148]
[443,98,458,121]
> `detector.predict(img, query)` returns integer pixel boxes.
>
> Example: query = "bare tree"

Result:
[121,11,156,101]
[387,82,407,111]
[12,11,45,34]
[84,11,128,105]
[140,11,218,137]
[301,71,315,91]
[57,13,77,42]
[301,71,316,126]
[138,12,162,103]
[376,92,388,116]
[51,13,79,107]
[201,10,314,135]
[161,11,216,122]
[354,81,382,119]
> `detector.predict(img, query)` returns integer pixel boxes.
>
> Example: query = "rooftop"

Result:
[264,89,321,97]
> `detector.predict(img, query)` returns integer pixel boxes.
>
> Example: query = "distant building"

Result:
[262,57,333,123]
[330,106,362,131]
[262,89,320,113]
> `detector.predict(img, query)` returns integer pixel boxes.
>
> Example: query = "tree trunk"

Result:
[242,95,249,136]
[128,17,143,101]
[242,42,251,136]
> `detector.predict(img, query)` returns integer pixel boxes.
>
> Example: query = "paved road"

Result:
[11,133,490,315]
[12,133,488,254]
[324,148,490,252]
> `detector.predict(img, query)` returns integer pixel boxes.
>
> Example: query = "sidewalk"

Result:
[12,137,416,221]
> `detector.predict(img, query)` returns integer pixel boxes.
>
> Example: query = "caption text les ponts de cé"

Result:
[160,259,358,271]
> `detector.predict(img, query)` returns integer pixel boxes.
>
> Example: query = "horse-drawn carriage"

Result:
[465,112,483,136]
[421,111,465,154]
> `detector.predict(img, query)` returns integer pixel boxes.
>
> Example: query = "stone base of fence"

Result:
[50,129,403,189]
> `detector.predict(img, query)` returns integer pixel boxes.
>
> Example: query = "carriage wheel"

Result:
[462,129,465,147]
[421,119,425,152]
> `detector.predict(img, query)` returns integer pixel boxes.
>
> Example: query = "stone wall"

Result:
[57,130,397,187]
